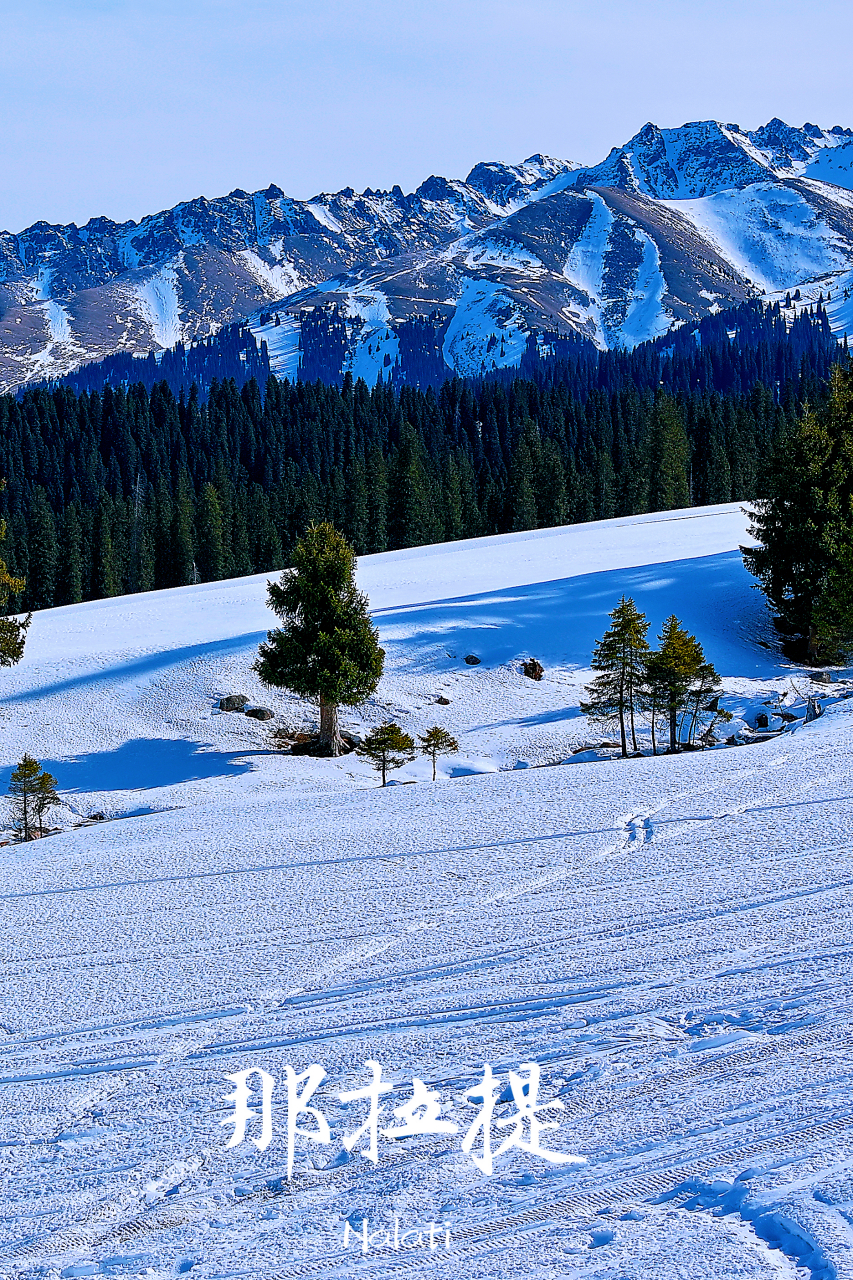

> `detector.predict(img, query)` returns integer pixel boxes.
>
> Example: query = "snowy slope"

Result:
[3,506,853,1279]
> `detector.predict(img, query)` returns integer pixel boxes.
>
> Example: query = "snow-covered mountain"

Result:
[3,118,853,392]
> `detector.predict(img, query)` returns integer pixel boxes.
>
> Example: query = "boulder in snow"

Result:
[219,694,249,712]
[464,654,481,666]
[245,707,273,721]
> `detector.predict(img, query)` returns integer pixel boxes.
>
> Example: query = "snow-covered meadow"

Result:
[2,504,853,1279]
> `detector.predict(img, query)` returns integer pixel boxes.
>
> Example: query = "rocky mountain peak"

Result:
[1,117,852,393]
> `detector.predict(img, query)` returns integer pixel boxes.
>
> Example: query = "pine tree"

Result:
[255,523,384,754]
[580,597,650,756]
[127,473,147,594]
[345,458,370,553]
[744,364,853,656]
[811,510,853,660]
[230,491,253,578]
[644,616,705,753]
[418,726,459,780]
[25,489,58,611]
[135,517,156,593]
[195,483,225,582]
[7,754,58,840]
[0,493,30,667]
[33,764,60,835]
[388,424,433,549]
[646,395,690,512]
[509,432,538,531]
[536,440,568,528]
[168,474,195,588]
[56,506,83,606]
[357,722,416,785]
[683,661,726,746]
[92,498,118,599]
[443,456,464,542]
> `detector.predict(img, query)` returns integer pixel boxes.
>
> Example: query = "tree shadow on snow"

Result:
[0,738,264,794]
[466,705,584,733]
[1,631,268,706]
[371,551,779,677]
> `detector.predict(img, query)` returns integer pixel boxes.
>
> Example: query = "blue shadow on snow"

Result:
[0,738,262,794]
[1,631,267,706]
[372,551,778,678]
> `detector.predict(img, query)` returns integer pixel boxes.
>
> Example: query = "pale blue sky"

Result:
[1,0,851,233]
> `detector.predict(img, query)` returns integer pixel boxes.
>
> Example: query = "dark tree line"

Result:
[30,296,844,407]
[33,324,271,401]
[0,302,844,615]
[291,296,844,393]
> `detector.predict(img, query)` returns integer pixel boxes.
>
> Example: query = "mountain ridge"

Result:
[2,119,853,393]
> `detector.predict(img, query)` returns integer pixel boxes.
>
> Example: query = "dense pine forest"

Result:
[48,323,271,400]
[1,299,846,615]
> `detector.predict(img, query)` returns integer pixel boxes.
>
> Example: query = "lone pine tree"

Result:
[255,523,384,755]
[357,722,416,785]
[418,726,459,780]
[581,596,650,756]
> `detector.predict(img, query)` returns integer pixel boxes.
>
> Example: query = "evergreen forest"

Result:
[1,298,846,616]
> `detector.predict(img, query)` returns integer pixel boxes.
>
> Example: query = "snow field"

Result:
[2,504,853,1278]
[134,264,183,350]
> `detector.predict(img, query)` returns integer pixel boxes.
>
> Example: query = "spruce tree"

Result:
[168,474,195,587]
[92,499,118,599]
[418,726,459,780]
[8,754,58,840]
[443,456,464,542]
[230,492,253,578]
[345,458,370,553]
[811,513,853,660]
[56,506,83,606]
[0,500,30,667]
[646,395,690,512]
[744,364,853,656]
[357,722,416,785]
[255,523,384,754]
[33,764,60,835]
[509,433,538,532]
[684,662,730,747]
[580,597,650,756]
[25,489,58,611]
[135,517,156,593]
[388,424,433,549]
[644,616,705,752]
[195,484,225,582]
[536,440,568,528]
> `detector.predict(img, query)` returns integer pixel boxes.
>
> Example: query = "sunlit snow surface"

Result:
[3,505,853,1279]
[668,184,849,294]
[134,264,183,349]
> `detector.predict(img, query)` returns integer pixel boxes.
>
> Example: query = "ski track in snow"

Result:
[2,505,853,1279]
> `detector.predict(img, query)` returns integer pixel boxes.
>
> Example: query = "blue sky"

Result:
[1,0,851,232]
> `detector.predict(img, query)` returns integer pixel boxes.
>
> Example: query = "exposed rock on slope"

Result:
[2,120,853,391]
